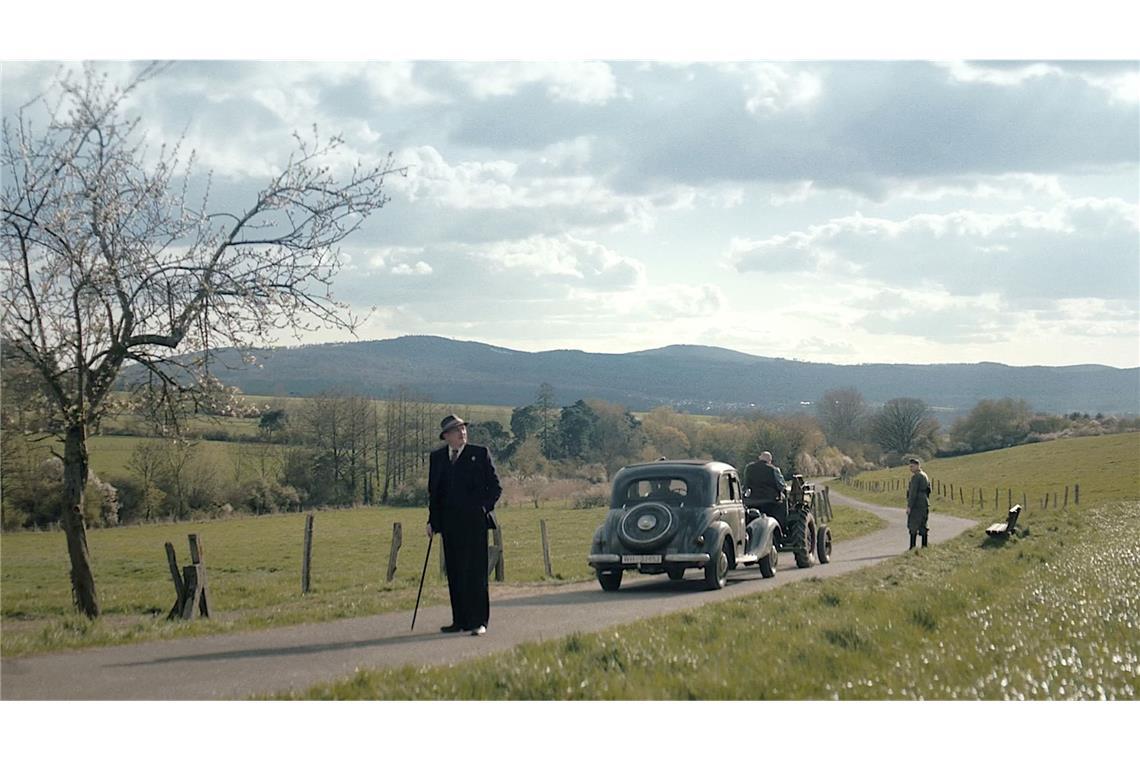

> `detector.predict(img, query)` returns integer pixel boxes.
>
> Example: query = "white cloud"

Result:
[390,145,663,232]
[880,174,1069,203]
[942,61,1140,104]
[724,62,822,115]
[478,235,645,291]
[391,261,433,276]
[448,61,619,104]
[731,198,1139,302]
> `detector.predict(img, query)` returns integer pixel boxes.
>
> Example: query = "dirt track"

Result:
[1,492,975,699]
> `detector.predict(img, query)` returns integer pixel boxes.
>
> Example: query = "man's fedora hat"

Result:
[439,414,468,439]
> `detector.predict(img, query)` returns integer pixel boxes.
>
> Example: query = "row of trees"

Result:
[817,388,940,464]
[818,387,1140,458]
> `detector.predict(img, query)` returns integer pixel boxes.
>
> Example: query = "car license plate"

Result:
[622,555,662,564]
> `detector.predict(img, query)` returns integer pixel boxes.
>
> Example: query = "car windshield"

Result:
[621,477,690,506]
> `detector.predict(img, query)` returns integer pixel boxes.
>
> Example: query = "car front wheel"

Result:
[759,545,777,579]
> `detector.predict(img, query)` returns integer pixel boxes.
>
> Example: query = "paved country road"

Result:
[1,492,976,700]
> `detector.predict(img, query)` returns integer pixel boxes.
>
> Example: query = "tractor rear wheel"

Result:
[816,525,833,564]
[791,513,817,568]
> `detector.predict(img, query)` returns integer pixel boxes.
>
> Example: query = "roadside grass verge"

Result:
[0,499,882,656]
[290,499,1139,700]
[832,432,1140,520]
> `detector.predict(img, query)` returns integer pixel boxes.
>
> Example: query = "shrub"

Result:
[385,482,428,507]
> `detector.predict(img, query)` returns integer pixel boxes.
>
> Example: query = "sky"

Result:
[2,1,1134,751]
[3,5,1139,373]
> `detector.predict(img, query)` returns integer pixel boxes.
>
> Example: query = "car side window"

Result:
[718,473,737,504]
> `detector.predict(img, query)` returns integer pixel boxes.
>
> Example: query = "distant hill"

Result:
[175,335,1140,420]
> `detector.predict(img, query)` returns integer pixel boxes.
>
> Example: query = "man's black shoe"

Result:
[440,624,463,633]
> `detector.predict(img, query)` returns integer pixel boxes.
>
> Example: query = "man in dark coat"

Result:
[427,414,502,636]
[906,457,932,549]
[742,450,788,522]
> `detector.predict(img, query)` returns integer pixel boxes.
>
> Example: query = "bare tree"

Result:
[125,438,166,521]
[1,64,401,616]
[869,397,940,459]
[818,387,866,443]
[536,382,557,458]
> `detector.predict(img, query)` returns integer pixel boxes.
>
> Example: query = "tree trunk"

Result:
[62,424,100,618]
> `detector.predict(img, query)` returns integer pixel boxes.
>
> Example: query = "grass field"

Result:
[831,432,1140,520]
[274,432,1139,699]
[0,493,883,656]
[292,498,1139,699]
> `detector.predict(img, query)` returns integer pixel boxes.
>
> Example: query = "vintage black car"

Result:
[587,460,781,591]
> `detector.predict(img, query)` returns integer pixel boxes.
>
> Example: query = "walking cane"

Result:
[411,532,434,631]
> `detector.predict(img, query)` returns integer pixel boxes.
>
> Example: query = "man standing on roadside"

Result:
[906,457,932,550]
[427,414,502,636]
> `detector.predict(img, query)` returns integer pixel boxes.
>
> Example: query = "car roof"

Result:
[614,459,736,477]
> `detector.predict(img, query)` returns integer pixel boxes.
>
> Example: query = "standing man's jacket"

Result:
[906,470,932,512]
[428,443,502,534]
[906,468,932,536]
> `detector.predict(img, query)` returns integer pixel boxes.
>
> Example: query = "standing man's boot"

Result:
[909,532,916,550]
[921,531,929,548]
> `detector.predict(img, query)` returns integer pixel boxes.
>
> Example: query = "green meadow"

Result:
[0,492,881,657]
[833,431,1140,519]
[284,433,1140,699]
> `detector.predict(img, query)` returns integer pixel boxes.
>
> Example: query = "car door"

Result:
[718,471,746,552]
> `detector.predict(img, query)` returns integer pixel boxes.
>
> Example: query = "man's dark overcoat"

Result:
[428,443,502,630]
[906,469,932,535]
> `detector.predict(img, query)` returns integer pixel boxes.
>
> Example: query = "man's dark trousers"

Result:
[442,508,489,629]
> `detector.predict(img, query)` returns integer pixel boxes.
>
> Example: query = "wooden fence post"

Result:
[164,542,184,620]
[1022,492,1027,511]
[301,513,314,594]
[165,534,210,621]
[540,519,553,578]
[1064,486,1069,508]
[386,522,402,582]
[187,534,209,618]
[1075,484,1080,505]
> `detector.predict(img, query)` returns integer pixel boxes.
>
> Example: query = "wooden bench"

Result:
[986,504,1022,537]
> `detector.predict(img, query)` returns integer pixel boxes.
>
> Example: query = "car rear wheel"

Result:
[759,545,777,578]
[703,539,729,590]
[597,569,622,591]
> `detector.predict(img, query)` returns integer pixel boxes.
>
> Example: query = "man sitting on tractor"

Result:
[743,450,788,523]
